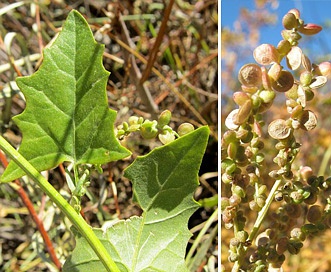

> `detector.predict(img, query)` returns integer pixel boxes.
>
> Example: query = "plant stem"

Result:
[0,135,120,272]
[232,179,282,272]
[248,179,282,242]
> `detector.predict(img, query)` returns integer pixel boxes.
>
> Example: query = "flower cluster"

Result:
[116,110,195,144]
[221,8,331,271]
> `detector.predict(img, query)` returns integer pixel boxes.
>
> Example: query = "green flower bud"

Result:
[236,230,249,243]
[259,89,276,104]
[178,123,194,136]
[157,110,172,128]
[158,130,175,145]
[300,71,313,86]
[128,116,139,126]
[140,120,158,139]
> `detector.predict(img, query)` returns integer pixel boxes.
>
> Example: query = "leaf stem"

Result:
[0,135,120,272]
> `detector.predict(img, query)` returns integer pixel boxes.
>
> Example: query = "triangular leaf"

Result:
[1,10,130,182]
[63,126,210,271]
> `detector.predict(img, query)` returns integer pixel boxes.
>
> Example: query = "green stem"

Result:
[232,179,282,272]
[248,179,282,242]
[0,136,119,272]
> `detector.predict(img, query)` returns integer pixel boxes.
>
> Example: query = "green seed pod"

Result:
[259,89,276,104]
[228,252,239,262]
[300,71,313,86]
[301,223,318,234]
[221,158,234,171]
[255,153,265,164]
[282,13,298,30]
[178,123,195,136]
[222,173,233,184]
[222,131,237,144]
[228,142,238,159]
[241,131,254,143]
[305,89,314,102]
[258,185,267,195]
[157,110,172,127]
[232,185,246,198]
[236,230,249,243]
[249,200,261,211]
[277,39,292,55]
[286,87,299,102]
[238,63,262,88]
[256,195,266,208]
[226,163,237,175]
[122,121,129,131]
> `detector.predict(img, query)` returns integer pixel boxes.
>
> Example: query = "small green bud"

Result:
[236,230,249,243]
[259,89,276,104]
[158,131,175,145]
[157,110,172,128]
[140,120,158,139]
[128,116,139,126]
[232,185,246,198]
[122,121,129,131]
[178,123,194,136]
[300,71,313,86]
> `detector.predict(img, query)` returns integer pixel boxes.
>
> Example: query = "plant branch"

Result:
[0,136,120,272]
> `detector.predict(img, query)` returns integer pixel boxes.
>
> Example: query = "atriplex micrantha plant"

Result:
[221,8,331,271]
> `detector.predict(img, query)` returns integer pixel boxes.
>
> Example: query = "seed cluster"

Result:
[221,8,331,271]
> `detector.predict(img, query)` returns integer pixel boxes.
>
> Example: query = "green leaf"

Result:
[63,126,210,271]
[1,10,130,182]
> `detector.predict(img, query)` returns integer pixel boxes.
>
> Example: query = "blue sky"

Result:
[221,0,331,60]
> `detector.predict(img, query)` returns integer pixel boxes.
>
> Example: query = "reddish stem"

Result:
[0,150,62,270]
